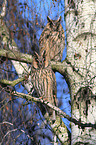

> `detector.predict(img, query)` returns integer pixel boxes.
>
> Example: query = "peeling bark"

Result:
[65,0,96,144]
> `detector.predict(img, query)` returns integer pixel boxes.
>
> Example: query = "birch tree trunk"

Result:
[64,0,96,144]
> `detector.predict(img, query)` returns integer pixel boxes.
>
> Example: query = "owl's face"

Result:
[34,51,45,68]
[47,16,61,31]
[32,50,49,70]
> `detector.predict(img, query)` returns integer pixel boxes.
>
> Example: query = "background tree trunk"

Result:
[64,0,96,144]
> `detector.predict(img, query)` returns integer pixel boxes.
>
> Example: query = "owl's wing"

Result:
[39,24,51,47]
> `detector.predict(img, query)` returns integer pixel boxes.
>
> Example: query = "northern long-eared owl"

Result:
[39,16,65,61]
[31,50,57,120]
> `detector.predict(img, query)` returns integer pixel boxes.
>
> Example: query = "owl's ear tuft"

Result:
[34,51,39,61]
[42,50,46,61]
[47,16,52,23]
[57,16,61,23]
[42,50,46,55]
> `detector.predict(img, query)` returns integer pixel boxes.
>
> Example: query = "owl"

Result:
[39,16,65,61]
[31,50,57,121]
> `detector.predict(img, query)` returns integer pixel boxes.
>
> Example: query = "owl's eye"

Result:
[49,22,54,28]
[56,23,60,30]
[58,32,61,38]
[46,35,49,38]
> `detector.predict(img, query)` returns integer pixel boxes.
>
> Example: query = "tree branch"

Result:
[12,91,96,129]
[0,76,27,87]
[11,91,69,144]
[0,48,67,74]
[0,49,32,63]
[0,48,83,78]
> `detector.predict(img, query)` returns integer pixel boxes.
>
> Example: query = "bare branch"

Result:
[0,49,84,78]
[11,91,96,129]
[0,121,13,126]
[0,49,32,64]
[11,91,69,143]
[0,124,33,144]
[0,76,26,87]
[1,128,18,144]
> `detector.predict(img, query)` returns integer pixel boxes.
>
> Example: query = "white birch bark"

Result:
[65,0,96,144]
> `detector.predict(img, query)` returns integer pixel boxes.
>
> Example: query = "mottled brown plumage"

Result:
[39,16,65,61]
[31,50,57,120]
